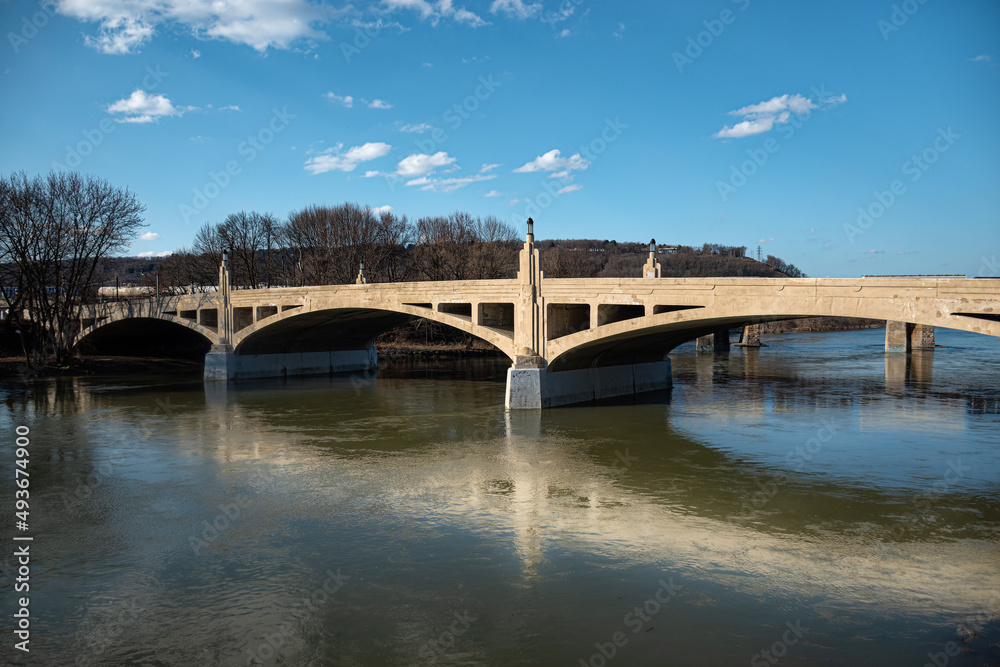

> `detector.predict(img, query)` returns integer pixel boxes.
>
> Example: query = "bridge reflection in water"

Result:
[10,332,998,665]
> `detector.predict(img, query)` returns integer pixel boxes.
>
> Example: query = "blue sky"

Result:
[1,0,998,277]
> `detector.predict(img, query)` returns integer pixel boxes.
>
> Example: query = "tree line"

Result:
[157,205,521,290]
[1,169,806,368]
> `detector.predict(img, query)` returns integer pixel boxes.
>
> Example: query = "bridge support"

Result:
[697,328,731,353]
[204,345,378,381]
[885,322,935,353]
[505,360,672,409]
[736,324,762,347]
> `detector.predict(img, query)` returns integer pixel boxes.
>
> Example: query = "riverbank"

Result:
[0,319,889,378]
[0,355,204,379]
[757,317,884,333]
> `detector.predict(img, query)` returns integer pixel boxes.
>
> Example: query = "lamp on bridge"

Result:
[644,238,661,279]
[526,217,534,243]
[356,261,367,285]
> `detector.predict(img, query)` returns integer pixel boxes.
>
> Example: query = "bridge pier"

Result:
[885,321,935,353]
[505,359,672,409]
[697,328,731,353]
[736,324,762,347]
[204,345,378,381]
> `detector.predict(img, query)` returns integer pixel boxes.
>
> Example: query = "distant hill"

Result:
[102,239,804,287]
[536,240,805,279]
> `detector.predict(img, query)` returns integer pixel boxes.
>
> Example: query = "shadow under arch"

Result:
[548,315,805,372]
[75,316,216,359]
[233,306,514,361]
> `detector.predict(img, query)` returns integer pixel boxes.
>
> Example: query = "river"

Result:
[1,328,998,666]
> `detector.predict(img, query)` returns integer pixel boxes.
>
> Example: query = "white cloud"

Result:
[54,0,331,54]
[557,183,581,194]
[972,54,992,63]
[416,173,497,193]
[324,92,354,108]
[363,170,381,177]
[381,0,488,27]
[372,205,393,215]
[613,22,625,38]
[400,123,434,133]
[190,49,201,58]
[139,231,161,241]
[484,190,502,197]
[713,93,846,139]
[513,149,589,177]
[219,105,240,112]
[304,142,392,174]
[556,28,570,38]
[866,249,884,254]
[543,2,574,24]
[758,237,775,243]
[368,98,393,109]
[137,250,173,258]
[107,89,194,123]
[396,151,456,177]
[715,118,778,139]
[480,163,500,173]
[490,0,542,20]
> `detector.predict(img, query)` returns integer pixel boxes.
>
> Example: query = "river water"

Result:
[1,328,998,666]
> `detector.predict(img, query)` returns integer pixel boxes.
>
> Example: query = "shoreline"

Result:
[0,323,890,379]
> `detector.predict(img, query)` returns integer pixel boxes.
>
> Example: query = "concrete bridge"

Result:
[76,225,1000,408]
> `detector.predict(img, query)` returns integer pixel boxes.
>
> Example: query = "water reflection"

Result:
[0,328,998,665]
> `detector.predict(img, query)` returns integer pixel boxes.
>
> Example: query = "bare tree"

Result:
[0,171,145,365]
[283,203,411,285]
[411,214,475,281]
[468,215,518,279]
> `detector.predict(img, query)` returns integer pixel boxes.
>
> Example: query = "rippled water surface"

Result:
[1,328,998,666]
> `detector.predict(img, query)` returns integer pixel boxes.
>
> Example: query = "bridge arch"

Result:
[74,315,218,358]
[545,297,994,372]
[232,304,517,361]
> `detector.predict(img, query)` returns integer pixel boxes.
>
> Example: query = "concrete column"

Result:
[506,360,672,409]
[713,327,731,352]
[204,346,377,381]
[218,254,233,346]
[514,218,545,363]
[204,343,235,381]
[697,329,730,353]
[642,239,661,278]
[739,324,761,347]
[910,324,934,349]
[885,321,910,353]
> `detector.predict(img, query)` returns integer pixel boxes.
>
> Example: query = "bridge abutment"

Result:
[505,360,672,409]
[204,345,378,381]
